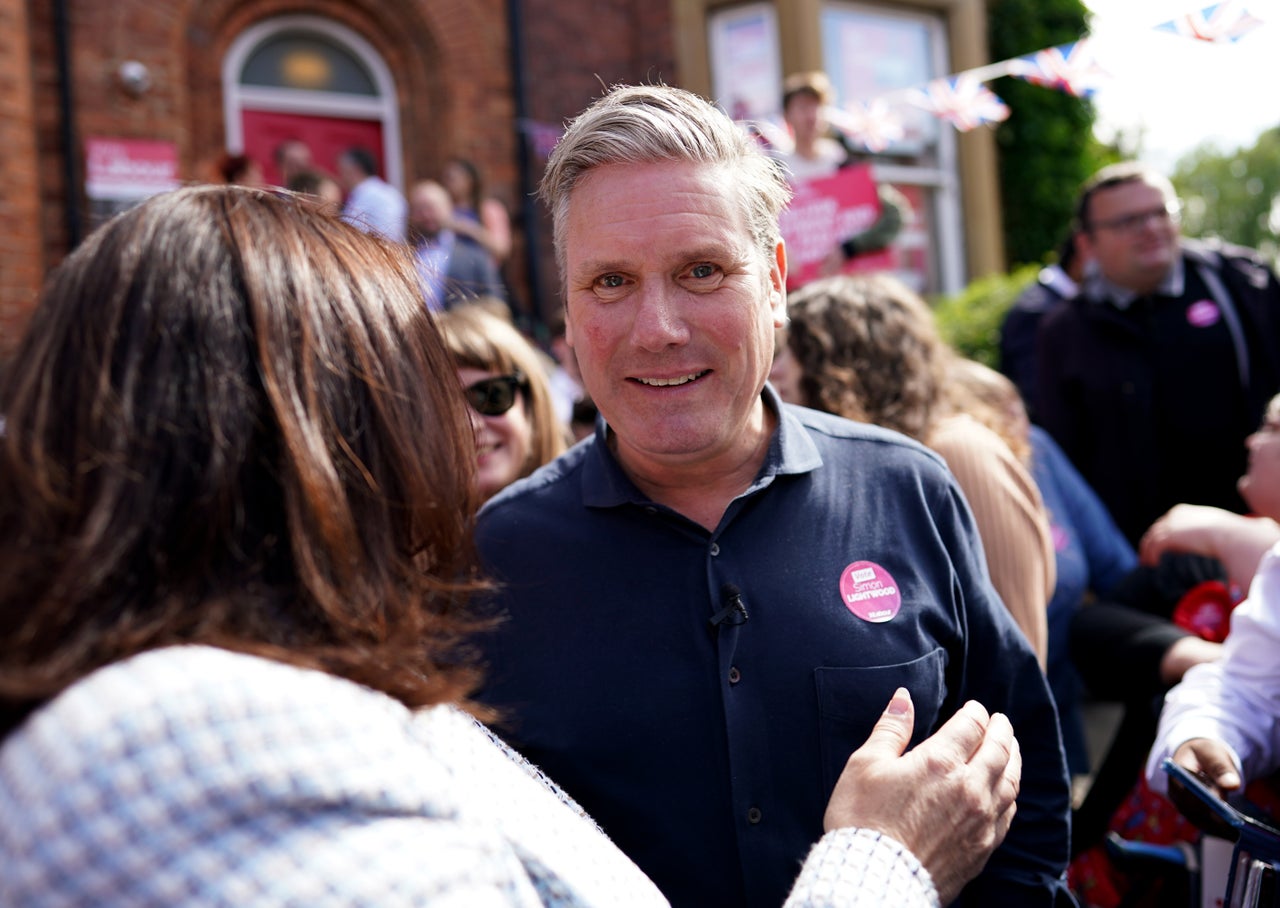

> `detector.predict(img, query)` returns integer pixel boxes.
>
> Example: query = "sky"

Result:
[1082,0,1280,172]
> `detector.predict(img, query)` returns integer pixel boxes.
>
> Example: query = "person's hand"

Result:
[1139,504,1229,566]
[1140,505,1280,585]
[1171,738,1241,795]
[1167,738,1242,837]
[823,688,1020,905]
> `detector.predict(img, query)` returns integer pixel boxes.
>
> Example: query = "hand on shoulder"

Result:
[823,688,1019,905]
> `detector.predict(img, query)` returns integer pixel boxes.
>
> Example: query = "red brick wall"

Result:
[5,0,674,344]
[185,0,515,191]
[522,0,677,121]
[0,0,44,355]
[517,0,677,325]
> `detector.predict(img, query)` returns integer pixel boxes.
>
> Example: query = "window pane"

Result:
[820,1,961,293]
[241,33,378,96]
[709,3,782,121]
[821,3,942,156]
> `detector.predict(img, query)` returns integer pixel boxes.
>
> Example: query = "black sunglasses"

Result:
[464,372,526,417]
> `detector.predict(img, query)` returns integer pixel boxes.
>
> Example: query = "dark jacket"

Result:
[1036,238,1280,544]
[444,238,505,309]
[1000,264,1076,422]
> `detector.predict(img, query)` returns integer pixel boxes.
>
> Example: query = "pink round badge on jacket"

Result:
[1187,299,1220,328]
[839,561,902,623]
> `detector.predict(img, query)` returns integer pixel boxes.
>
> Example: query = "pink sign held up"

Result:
[779,163,895,290]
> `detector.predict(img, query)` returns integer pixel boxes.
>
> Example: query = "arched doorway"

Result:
[221,15,403,190]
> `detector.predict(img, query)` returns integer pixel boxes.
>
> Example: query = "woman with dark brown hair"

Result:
[0,185,482,724]
[0,186,1006,907]
[0,185,665,904]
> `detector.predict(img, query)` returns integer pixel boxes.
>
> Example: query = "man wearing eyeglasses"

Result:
[1037,161,1280,547]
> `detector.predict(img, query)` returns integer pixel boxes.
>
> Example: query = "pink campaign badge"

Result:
[1187,299,1221,328]
[839,561,902,623]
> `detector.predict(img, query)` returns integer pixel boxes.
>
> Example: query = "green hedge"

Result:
[987,0,1101,267]
[931,263,1041,368]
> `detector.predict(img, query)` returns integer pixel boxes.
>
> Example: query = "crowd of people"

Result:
[2,76,1280,908]
[213,139,516,314]
[208,137,595,445]
[998,160,1280,903]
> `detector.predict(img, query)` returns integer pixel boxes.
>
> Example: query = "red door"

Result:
[240,109,386,187]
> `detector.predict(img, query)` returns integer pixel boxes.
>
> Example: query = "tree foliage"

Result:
[939,5,1280,369]
[1172,127,1280,263]
[986,0,1111,268]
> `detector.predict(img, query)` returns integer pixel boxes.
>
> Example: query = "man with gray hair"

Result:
[1037,161,1280,546]
[476,84,1071,907]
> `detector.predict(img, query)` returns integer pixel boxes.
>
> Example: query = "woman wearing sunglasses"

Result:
[437,305,570,500]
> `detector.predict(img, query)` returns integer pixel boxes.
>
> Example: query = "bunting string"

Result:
[518,1,1267,157]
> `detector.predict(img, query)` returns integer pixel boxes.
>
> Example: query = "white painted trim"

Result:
[221,14,404,191]
[927,15,964,295]
[707,3,782,120]
[820,0,965,293]
[234,87,393,118]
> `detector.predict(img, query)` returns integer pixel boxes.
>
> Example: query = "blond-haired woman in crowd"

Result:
[437,305,570,500]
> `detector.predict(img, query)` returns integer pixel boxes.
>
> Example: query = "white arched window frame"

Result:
[820,0,965,294]
[222,15,404,191]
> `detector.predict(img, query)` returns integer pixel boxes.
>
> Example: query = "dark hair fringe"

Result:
[0,185,494,736]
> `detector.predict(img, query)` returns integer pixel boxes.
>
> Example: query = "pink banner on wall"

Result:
[85,137,179,201]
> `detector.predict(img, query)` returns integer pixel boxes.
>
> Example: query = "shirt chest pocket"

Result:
[814,647,947,797]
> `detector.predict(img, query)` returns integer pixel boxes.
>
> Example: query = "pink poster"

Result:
[85,137,179,201]
[779,164,896,290]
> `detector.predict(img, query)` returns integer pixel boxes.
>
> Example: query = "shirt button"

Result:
[747,807,762,824]
[710,543,720,556]
[728,666,741,684]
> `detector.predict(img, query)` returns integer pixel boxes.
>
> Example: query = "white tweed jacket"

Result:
[0,645,936,907]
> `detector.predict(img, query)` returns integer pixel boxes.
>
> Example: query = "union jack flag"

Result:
[1154,1,1264,43]
[825,100,906,153]
[1008,40,1109,98]
[908,74,1010,132]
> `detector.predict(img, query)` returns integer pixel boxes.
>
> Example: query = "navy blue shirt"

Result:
[476,388,1071,907]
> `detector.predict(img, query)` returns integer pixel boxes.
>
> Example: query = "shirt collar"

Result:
[1085,252,1184,309]
[580,383,823,510]
[1038,263,1078,298]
